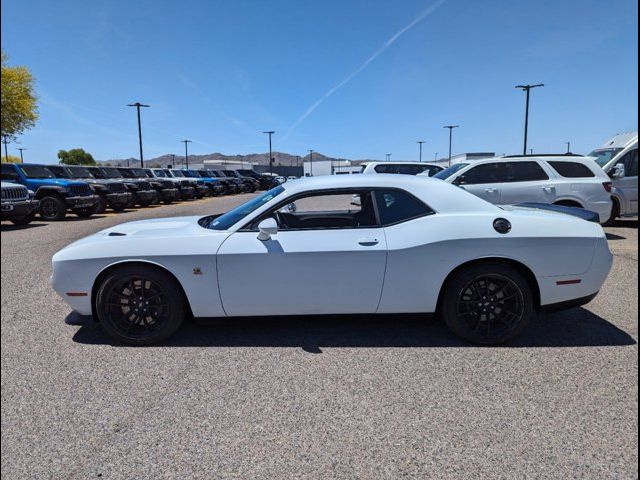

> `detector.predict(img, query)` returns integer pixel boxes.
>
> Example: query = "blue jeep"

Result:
[0,163,99,221]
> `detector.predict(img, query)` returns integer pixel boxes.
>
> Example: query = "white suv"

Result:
[433,155,613,224]
[360,161,443,176]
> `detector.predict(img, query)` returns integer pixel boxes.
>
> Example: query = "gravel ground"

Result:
[1,196,637,479]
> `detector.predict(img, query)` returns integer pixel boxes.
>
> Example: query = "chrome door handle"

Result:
[485,188,497,193]
[543,186,555,192]
[358,238,379,246]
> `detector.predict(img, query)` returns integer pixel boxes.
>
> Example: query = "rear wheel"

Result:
[602,199,620,227]
[95,265,186,345]
[39,195,66,221]
[441,263,534,345]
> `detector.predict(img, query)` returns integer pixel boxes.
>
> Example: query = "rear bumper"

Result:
[540,292,599,312]
[66,195,99,209]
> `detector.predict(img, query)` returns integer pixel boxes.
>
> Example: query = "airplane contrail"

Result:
[284,0,446,140]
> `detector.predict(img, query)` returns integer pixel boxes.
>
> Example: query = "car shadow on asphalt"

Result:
[71,308,636,351]
[0,222,49,231]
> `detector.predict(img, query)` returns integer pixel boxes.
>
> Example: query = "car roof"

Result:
[363,161,440,166]
[463,155,597,165]
[280,174,497,214]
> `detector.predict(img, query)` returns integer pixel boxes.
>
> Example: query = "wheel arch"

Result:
[553,198,584,208]
[90,260,194,320]
[436,257,541,313]
[34,186,66,199]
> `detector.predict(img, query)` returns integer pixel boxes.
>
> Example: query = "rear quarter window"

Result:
[548,161,596,178]
[374,190,434,225]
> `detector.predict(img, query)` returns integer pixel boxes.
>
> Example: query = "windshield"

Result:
[152,169,167,178]
[587,148,623,167]
[197,170,210,177]
[118,169,137,178]
[132,168,150,177]
[433,163,469,180]
[19,165,56,179]
[171,170,185,177]
[206,186,285,230]
[101,168,124,178]
[223,170,237,177]
[237,169,258,178]
[69,166,94,178]
[87,167,106,179]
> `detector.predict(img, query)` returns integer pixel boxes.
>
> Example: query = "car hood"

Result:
[53,216,229,262]
[27,179,87,188]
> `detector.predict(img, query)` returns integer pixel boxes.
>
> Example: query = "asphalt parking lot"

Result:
[1,195,638,479]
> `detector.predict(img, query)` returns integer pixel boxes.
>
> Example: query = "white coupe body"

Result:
[51,175,612,343]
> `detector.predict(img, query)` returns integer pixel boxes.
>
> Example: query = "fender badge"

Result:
[192,267,203,275]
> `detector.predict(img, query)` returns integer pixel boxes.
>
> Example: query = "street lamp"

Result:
[565,141,571,154]
[308,149,314,176]
[515,84,544,155]
[443,125,459,167]
[17,147,26,162]
[263,131,275,176]
[386,153,391,162]
[127,102,150,167]
[417,141,425,162]
[181,140,192,168]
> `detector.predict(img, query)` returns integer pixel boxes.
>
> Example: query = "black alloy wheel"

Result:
[442,263,533,344]
[39,195,66,221]
[96,266,185,345]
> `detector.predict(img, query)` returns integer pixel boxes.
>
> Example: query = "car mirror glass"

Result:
[257,218,278,241]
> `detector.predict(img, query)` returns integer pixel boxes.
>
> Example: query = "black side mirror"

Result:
[453,175,466,186]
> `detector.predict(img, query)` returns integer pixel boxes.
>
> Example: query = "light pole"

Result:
[308,150,314,176]
[434,152,438,161]
[515,84,544,155]
[17,147,26,162]
[127,102,150,167]
[170,154,176,168]
[565,141,571,154]
[263,131,275,176]
[1,136,9,162]
[443,125,459,167]
[386,153,391,162]
[181,140,192,168]
[417,141,425,162]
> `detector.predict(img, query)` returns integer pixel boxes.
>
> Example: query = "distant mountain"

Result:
[99,151,372,168]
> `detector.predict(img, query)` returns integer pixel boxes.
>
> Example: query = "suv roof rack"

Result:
[503,153,582,158]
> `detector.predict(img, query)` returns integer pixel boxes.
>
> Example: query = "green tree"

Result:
[1,154,21,163]
[57,148,96,166]
[1,51,38,140]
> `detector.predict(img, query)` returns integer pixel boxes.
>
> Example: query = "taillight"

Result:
[603,182,613,193]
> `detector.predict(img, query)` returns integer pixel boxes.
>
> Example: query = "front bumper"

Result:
[180,186,196,199]
[134,190,157,204]
[1,199,39,217]
[159,188,181,201]
[106,192,132,207]
[66,195,99,209]
[195,185,211,197]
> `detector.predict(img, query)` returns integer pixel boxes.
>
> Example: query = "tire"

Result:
[441,263,534,345]
[111,203,127,212]
[74,208,94,218]
[92,193,107,214]
[95,265,186,345]
[10,212,35,225]
[39,195,66,221]
[602,199,620,227]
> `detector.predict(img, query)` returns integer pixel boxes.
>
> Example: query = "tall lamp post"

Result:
[443,125,459,167]
[263,131,275,176]
[17,147,26,162]
[127,102,150,167]
[515,84,544,155]
[417,141,425,162]
[385,153,392,162]
[565,141,571,154]
[181,139,192,168]
[308,149,314,176]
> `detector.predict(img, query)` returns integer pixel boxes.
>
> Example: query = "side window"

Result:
[396,165,423,175]
[503,162,549,182]
[548,161,596,178]
[374,190,433,226]
[374,164,399,174]
[459,163,504,185]
[268,191,377,230]
[624,149,638,177]
[0,164,19,181]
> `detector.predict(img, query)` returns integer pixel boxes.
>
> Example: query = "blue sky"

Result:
[1,0,637,163]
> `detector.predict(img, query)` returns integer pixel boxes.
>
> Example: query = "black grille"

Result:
[1,185,29,201]
[160,180,174,189]
[107,182,126,193]
[137,181,152,190]
[69,184,92,196]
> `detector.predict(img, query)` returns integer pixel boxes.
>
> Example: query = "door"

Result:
[454,162,503,204]
[216,190,387,316]
[497,161,554,205]
[614,149,638,215]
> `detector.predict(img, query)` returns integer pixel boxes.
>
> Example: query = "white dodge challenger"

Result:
[51,175,613,345]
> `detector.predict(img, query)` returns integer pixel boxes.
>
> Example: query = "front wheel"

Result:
[10,212,36,225]
[39,195,66,221]
[94,194,108,214]
[95,265,186,345]
[441,263,534,345]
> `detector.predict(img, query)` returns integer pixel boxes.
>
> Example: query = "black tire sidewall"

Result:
[442,263,534,345]
[39,195,66,221]
[95,265,186,345]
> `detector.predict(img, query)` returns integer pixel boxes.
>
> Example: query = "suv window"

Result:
[616,149,638,177]
[459,161,548,184]
[374,190,433,225]
[374,164,429,175]
[504,161,549,181]
[458,163,503,184]
[548,161,595,178]
[1,164,20,181]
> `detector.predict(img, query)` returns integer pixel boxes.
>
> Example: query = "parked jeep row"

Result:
[0,163,278,223]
